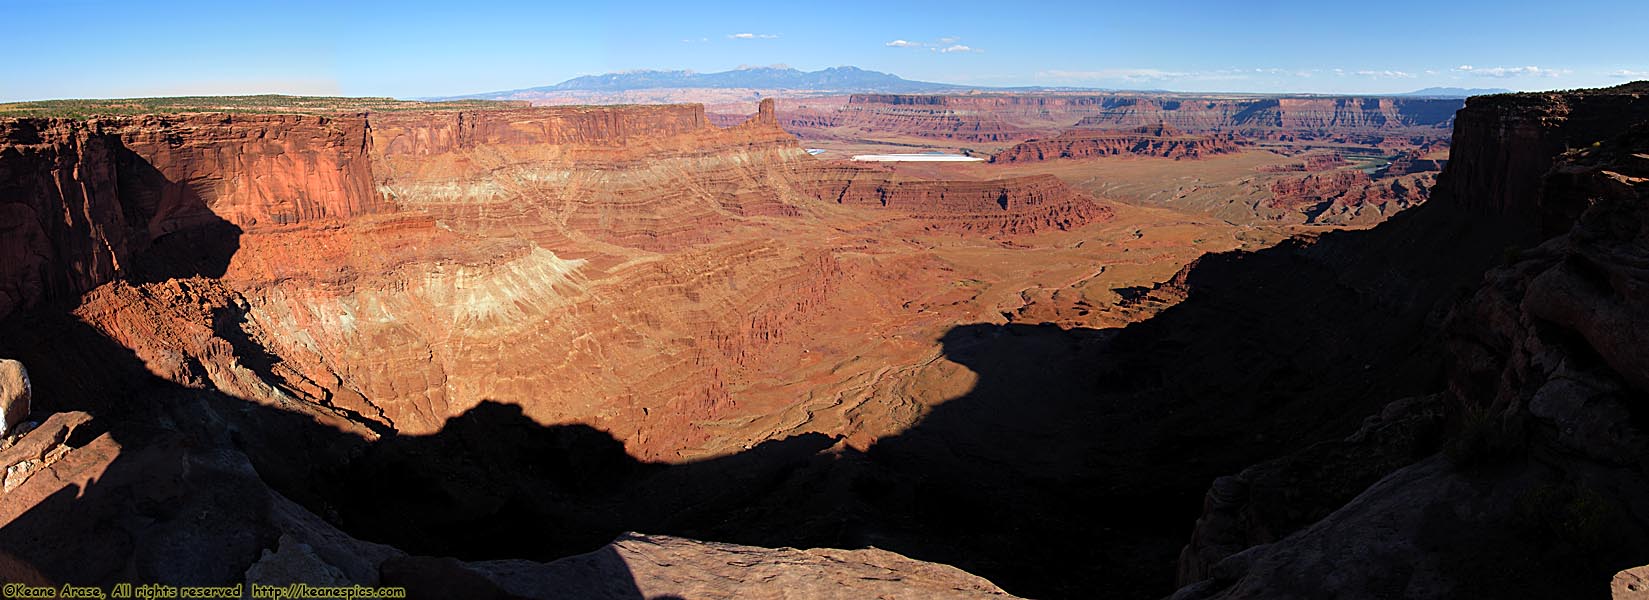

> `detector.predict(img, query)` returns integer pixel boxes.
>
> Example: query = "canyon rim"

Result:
[3,2,1649,599]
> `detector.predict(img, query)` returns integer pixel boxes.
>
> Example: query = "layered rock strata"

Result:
[990,125,1240,163]
[776,93,1461,146]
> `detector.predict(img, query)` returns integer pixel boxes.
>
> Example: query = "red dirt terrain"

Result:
[711,91,1453,228]
[3,82,1648,599]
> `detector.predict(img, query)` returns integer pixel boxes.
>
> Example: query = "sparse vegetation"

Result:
[1515,482,1620,551]
[0,95,525,118]
[1444,405,1526,468]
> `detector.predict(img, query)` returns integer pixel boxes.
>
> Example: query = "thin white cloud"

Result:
[1355,70,1418,79]
[1455,65,1567,78]
[888,37,981,53]
[1246,67,1317,78]
[727,33,779,40]
[1040,69,1191,82]
[1612,69,1649,79]
[1043,68,1295,83]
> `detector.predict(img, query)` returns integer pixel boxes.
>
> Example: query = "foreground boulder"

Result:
[382,533,1022,600]
[0,359,29,437]
[1617,565,1649,599]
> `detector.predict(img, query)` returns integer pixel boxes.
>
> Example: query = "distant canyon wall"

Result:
[771,93,1463,145]
[800,167,1111,235]
[990,126,1240,163]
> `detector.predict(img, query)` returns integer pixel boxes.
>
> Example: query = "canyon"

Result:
[718,92,1461,154]
[0,80,1646,600]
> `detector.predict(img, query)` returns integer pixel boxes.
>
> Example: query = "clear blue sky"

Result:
[4,0,1647,101]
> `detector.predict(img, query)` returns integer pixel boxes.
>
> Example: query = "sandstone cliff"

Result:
[990,125,1240,163]
[1438,83,1649,229]
[1172,82,1649,599]
[777,93,1461,146]
[0,114,380,322]
[1070,95,1459,143]
[801,167,1112,235]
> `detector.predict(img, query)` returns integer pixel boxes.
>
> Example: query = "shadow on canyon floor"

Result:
[0,196,1541,598]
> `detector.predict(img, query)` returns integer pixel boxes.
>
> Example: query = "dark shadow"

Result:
[113,143,242,283]
[379,548,648,600]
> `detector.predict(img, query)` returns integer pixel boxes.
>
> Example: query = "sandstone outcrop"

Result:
[383,533,1022,599]
[989,125,1239,163]
[1438,82,1649,227]
[1383,150,1446,175]
[0,411,86,491]
[0,359,27,437]
[801,167,1112,235]
[0,114,381,322]
[1616,565,1649,599]
[1265,169,1429,223]
[1256,152,1348,173]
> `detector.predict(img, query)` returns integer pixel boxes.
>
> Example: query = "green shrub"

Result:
[1515,483,1618,550]
[1445,406,1525,468]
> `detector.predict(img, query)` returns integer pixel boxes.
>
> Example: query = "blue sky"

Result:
[3,0,1646,101]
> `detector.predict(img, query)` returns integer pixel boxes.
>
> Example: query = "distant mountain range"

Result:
[446,66,970,100]
[1398,87,1515,98]
[437,67,1518,102]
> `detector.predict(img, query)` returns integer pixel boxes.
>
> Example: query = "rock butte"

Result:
[991,125,1241,163]
[0,81,1647,598]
